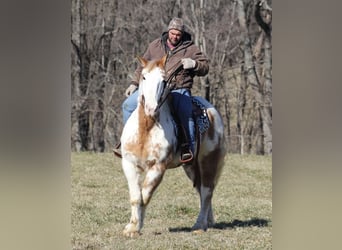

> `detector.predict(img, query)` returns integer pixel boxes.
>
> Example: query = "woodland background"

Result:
[71,0,272,155]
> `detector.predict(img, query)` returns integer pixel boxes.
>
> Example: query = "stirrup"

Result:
[180,143,193,163]
[113,142,122,158]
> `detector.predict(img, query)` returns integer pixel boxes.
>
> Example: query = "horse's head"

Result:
[137,56,167,118]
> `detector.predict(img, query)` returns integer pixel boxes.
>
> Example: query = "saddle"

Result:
[191,96,210,134]
[171,96,211,162]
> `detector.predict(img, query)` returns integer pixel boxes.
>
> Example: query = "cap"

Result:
[168,17,184,32]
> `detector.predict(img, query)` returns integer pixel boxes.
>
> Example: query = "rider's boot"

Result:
[180,142,193,163]
[179,125,194,163]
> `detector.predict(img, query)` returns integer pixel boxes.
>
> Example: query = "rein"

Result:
[155,63,183,112]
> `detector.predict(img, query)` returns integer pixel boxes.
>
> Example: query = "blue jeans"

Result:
[122,88,195,153]
[122,90,139,124]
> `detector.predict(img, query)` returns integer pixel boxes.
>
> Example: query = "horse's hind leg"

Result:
[182,163,214,232]
[207,205,215,227]
[192,151,224,232]
[192,185,214,232]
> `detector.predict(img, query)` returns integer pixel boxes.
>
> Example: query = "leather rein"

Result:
[155,63,183,112]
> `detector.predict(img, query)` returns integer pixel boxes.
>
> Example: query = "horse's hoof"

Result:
[208,221,215,228]
[122,230,141,238]
[123,223,141,237]
[122,227,141,238]
[192,229,205,234]
[191,223,207,234]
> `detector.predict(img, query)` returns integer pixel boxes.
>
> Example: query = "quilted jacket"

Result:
[131,31,209,90]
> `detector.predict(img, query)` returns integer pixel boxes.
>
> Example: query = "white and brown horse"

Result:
[120,56,226,237]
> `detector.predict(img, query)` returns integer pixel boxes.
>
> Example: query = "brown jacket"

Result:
[131,31,209,90]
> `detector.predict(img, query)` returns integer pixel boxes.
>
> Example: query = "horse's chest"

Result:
[141,128,171,151]
[124,126,173,161]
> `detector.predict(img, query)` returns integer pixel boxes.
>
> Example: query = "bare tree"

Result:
[71,0,272,154]
[236,0,272,154]
[255,0,272,154]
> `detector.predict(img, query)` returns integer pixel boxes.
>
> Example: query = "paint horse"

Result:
[120,55,226,237]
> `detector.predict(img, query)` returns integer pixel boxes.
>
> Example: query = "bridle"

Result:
[155,63,183,112]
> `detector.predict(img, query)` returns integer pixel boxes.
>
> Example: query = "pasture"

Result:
[72,152,272,249]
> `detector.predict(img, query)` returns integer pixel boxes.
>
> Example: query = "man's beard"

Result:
[168,38,180,46]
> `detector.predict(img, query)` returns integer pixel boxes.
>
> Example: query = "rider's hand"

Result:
[181,58,196,69]
[125,84,138,97]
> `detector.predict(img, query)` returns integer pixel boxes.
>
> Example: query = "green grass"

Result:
[72,152,272,249]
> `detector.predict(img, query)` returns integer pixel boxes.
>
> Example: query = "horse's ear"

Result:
[137,56,148,67]
[157,55,167,68]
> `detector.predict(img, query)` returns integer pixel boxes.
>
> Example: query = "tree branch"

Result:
[255,0,271,37]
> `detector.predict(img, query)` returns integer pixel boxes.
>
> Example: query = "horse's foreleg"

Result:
[137,165,165,233]
[122,159,143,237]
[182,165,197,188]
[141,165,165,206]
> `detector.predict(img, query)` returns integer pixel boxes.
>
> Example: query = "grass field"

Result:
[72,152,272,250]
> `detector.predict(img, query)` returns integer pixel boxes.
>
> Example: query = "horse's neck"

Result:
[137,104,156,132]
[137,102,173,131]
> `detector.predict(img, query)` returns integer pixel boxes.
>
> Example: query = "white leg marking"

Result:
[122,159,143,236]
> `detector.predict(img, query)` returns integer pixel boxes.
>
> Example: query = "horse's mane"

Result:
[137,56,166,74]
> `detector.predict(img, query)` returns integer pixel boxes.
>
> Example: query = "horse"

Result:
[119,55,226,237]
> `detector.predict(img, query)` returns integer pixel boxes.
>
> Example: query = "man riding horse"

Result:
[114,17,209,163]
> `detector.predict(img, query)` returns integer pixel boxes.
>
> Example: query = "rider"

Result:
[114,17,209,162]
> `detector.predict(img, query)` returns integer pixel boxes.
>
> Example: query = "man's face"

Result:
[168,29,183,46]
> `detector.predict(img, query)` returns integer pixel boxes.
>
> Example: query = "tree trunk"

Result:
[237,0,272,155]
[71,0,82,152]
[262,35,272,154]
[237,65,247,155]
[70,0,272,154]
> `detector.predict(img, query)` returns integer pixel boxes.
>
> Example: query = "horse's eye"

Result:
[142,76,146,80]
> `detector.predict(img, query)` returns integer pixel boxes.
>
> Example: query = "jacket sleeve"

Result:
[192,49,209,77]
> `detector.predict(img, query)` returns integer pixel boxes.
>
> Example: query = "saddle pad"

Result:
[192,96,210,134]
